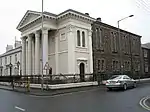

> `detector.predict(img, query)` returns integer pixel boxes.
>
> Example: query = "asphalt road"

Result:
[1,84,150,112]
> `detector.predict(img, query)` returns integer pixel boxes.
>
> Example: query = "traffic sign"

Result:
[44,62,50,70]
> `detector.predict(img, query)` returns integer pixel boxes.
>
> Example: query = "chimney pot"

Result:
[85,13,89,16]
[97,17,101,22]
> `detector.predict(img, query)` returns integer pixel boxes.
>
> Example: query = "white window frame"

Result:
[76,29,87,48]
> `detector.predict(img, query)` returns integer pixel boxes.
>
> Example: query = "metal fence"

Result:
[2,73,150,85]
[19,73,97,85]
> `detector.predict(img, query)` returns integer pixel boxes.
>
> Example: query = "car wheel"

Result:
[107,87,112,91]
[123,84,127,90]
[133,82,136,88]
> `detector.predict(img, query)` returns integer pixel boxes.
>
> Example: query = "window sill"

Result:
[97,49,104,52]
[76,46,87,49]
[112,51,118,53]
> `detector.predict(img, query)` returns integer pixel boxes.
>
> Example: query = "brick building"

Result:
[141,43,150,77]
[92,18,142,78]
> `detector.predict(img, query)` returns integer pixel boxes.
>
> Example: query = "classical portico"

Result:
[21,29,49,75]
[17,9,95,75]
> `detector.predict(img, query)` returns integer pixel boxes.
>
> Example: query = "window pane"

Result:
[98,60,100,70]
[82,31,85,47]
[77,30,81,46]
[101,60,104,71]
[15,54,17,62]
[10,56,11,63]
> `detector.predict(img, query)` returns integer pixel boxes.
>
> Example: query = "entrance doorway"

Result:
[79,63,85,82]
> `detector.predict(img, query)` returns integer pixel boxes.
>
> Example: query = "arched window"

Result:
[77,30,81,46]
[82,31,85,47]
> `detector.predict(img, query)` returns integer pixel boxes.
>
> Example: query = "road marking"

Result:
[15,106,25,111]
[139,96,150,111]
[29,87,103,98]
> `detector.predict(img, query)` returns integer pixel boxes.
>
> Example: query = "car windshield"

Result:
[109,75,122,80]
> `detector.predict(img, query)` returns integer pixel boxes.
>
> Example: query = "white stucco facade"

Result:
[0,41,22,76]
[17,9,95,75]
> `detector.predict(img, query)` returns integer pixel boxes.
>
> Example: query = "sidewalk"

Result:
[1,78,150,96]
[0,84,103,96]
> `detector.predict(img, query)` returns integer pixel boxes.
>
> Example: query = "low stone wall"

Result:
[29,81,98,89]
[0,81,98,89]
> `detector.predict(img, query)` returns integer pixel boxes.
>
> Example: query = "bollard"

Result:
[97,74,101,86]
[26,80,30,92]
[12,80,14,90]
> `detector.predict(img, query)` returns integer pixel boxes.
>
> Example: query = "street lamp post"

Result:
[41,0,44,91]
[117,15,134,75]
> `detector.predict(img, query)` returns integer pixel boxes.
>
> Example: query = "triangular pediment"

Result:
[17,10,41,30]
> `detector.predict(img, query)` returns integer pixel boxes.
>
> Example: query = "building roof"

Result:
[142,43,150,49]
[0,46,22,58]
[94,21,141,38]
[17,9,96,30]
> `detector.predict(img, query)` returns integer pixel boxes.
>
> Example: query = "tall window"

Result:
[112,61,115,70]
[145,62,148,73]
[0,58,2,66]
[111,32,114,52]
[98,60,100,70]
[77,30,81,46]
[101,60,105,71]
[82,31,85,47]
[114,33,117,52]
[96,28,99,49]
[124,61,127,71]
[144,49,148,58]
[111,32,117,52]
[116,61,119,70]
[128,62,130,71]
[10,56,12,63]
[5,57,7,65]
[15,54,17,63]
[98,59,105,72]
[112,60,119,71]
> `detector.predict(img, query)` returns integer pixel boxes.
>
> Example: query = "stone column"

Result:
[28,34,32,75]
[21,37,26,75]
[55,31,59,74]
[42,28,49,75]
[35,31,40,75]
[32,37,35,75]
[26,40,28,74]
[88,30,93,73]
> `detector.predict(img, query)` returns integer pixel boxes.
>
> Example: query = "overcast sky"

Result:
[0,0,149,54]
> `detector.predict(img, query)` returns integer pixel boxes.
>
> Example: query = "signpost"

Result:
[44,62,50,90]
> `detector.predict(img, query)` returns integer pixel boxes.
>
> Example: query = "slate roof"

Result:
[142,43,150,49]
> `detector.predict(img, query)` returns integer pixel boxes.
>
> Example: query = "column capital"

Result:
[21,36,27,41]
[42,28,49,35]
[88,30,92,36]
[28,34,33,41]
[35,31,40,38]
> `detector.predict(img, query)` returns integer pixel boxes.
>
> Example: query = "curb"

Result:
[29,86,102,97]
[0,85,103,97]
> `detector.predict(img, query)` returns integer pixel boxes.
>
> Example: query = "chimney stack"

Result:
[85,13,89,16]
[97,17,101,22]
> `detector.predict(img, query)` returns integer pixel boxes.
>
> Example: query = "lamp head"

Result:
[129,15,134,17]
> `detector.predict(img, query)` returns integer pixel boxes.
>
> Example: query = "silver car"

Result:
[106,75,136,90]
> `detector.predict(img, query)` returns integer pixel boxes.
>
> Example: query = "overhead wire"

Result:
[135,0,150,14]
